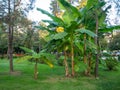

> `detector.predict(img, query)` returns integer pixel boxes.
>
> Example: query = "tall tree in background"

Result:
[0,0,35,73]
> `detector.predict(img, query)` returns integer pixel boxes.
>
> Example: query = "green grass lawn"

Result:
[0,58,120,90]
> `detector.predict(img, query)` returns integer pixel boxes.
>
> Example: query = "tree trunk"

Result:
[94,12,99,78]
[8,0,14,72]
[71,39,75,76]
[87,53,92,76]
[64,50,69,77]
[34,60,38,79]
[83,33,88,75]
[83,33,87,64]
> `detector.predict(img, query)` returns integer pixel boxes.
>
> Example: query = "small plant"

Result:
[17,47,55,79]
[105,57,119,71]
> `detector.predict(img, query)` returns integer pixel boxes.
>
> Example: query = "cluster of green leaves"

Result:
[36,0,97,52]
[17,47,56,67]
[105,57,119,71]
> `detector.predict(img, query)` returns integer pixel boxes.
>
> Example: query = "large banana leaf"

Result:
[20,46,37,55]
[42,20,58,27]
[16,55,33,63]
[75,29,97,37]
[47,32,68,40]
[37,8,65,26]
[39,53,56,62]
[86,0,99,9]
[35,26,50,31]
[58,0,81,25]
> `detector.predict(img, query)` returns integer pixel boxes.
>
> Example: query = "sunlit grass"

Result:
[0,58,120,90]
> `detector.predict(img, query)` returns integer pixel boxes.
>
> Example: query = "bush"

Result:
[105,57,119,71]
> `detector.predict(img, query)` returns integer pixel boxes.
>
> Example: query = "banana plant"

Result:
[36,0,97,77]
[79,0,120,77]
[17,47,55,79]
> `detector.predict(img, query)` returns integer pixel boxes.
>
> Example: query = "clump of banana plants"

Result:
[36,0,97,77]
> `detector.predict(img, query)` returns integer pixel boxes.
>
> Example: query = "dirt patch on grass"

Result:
[9,71,22,76]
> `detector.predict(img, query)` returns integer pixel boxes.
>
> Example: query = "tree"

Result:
[0,0,35,73]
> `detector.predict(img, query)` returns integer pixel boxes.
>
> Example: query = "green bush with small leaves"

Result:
[105,57,119,71]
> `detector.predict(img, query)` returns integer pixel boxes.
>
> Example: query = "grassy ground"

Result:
[0,58,120,90]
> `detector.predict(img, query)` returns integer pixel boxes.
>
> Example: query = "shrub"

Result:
[105,57,119,71]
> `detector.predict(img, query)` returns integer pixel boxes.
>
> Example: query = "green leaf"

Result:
[39,53,56,61]
[99,25,120,32]
[74,64,80,72]
[53,32,68,40]
[58,0,80,25]
[44,59,54,68]
[86,40,97,49]
[74,61,87,72]
[37,8,64,26]
[42,20,58,26]
[75,41,83,53]
[16,55,33,63]
[76,29,97,37]
[35,26,50,31]
[20,46,36,55]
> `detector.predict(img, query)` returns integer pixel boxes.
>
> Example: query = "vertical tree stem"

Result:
[64,50,69,77]
[8,0,14,72]
[71,38,75,76]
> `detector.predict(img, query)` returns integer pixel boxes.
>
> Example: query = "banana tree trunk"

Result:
[71,39,75,76]
[64,50,69,77]
[34,60,38,79]
[83,33,88,75]
[87,53,92,76]
[83,33,87,64]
